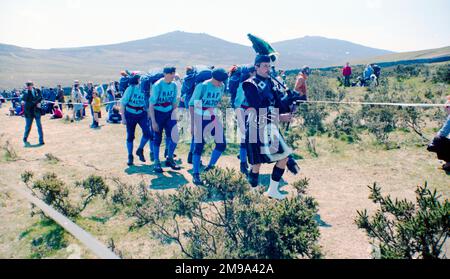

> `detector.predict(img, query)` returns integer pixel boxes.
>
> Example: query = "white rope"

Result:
[295,100,448,107]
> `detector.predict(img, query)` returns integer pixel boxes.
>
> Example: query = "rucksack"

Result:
[119,76,129,92]
[181,67,213,108]
[140,72,164,94]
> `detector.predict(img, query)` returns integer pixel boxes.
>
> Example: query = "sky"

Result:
[0,0,449,52]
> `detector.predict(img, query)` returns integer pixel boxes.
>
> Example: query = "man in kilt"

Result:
[242,54,298,200]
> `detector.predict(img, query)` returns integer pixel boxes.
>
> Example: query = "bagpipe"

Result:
[247,34,308,130]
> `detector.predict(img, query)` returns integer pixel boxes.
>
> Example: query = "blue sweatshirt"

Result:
[150,78,178,113]
[189,80,224,117]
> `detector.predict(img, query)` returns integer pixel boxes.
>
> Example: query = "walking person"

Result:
[243,55,298,200]
[71,80,84,121]
[120,73,152,166]
[149,67,181,173]
[22,81,44,147]
[189,68,228,185]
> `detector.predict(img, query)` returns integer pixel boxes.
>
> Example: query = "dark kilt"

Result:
[245,115,292,165]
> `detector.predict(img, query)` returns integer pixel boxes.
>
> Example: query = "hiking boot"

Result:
[287,156,300,175]
[153,163,164,173]
[38,142,45,146]
[240,162,249,176]
[204,165,215,172]
[192,173,203,186]
[165,158,181,170]
[127,155,134,166]
[136,148,146,162]
[23,141,31,148]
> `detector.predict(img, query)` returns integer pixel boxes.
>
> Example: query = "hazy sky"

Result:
[0,0,449,52]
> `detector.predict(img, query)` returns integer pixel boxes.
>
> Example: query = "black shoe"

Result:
[136,148,146,162]
[38,142,45,146]
[240,162,249,176]
[193,173,203,186]
[127,155,134,166]
[204,165,215,172]
[153,163,164,173]
[150,151,155,162]
[165,158,181,170]
[187,152,193,164]
[287,156,300,175]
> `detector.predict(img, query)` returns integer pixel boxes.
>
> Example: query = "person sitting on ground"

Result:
[50,105,63,119]
[427,95,450,172]
[107,106,122,124]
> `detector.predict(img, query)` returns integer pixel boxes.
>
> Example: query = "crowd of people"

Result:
[2,55,449,200]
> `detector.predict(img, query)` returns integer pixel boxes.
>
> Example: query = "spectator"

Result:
[91,90,101,128]
[71,80,85,121]
[342,62,352,87]
[427,96,450,172]
[107,106,122,124]
[56,85,65,111]
[50,105,63,119]
[22,81,44,146]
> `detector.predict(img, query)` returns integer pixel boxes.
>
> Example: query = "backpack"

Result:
[181,67,213,108]
[140,72,164,94]
[119,76,129,92]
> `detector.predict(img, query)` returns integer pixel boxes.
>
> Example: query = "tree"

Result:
[355,183,449,259]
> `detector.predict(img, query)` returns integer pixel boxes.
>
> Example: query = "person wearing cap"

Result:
[234,65,256,175]
[71,80,85,121]
[242,55,297,200]
[428,96,450,172]
[120,73,152,166]
[294,66,311,97]
[189,68,228,185]
[148,66,181,173]
[22,81,44,147]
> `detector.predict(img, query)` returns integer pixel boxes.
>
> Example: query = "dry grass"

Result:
[0,104,448,259]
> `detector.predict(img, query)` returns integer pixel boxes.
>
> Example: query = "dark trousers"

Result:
[152,110,178,146]
[125,111,151,143]
[193,117,226,156]
[344,76,351,87]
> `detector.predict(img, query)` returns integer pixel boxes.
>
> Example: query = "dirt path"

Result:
[0,106,448,258]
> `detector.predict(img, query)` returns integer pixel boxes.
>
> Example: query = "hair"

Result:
[112,106,120,113]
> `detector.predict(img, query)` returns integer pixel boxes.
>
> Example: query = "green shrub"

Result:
[355,183,449,259]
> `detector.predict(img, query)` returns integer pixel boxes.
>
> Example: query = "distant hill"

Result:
[273,36,393,69]
[0,31,395,88]
[352,46,450,65]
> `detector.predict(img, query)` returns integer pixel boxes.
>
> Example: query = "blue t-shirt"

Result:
[150,78,178,113]
[121,85,147,114]
[189,80,224,117]
[234,83,249,109]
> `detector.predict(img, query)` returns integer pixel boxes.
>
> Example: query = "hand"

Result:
[152,122,159,132]
[36,103,41,108]
[280,113,293,123]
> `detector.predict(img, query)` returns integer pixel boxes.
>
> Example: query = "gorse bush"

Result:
[355,183,449,259]
[21,171,109,258]
[111,168,322,259]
